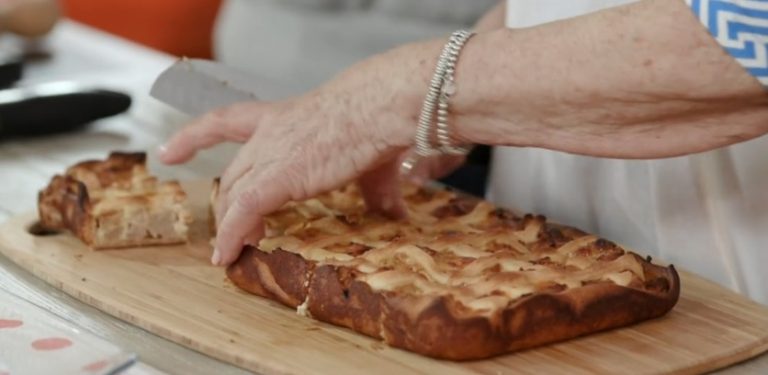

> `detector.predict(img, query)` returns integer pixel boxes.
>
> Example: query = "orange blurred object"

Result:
[61,0,222,58]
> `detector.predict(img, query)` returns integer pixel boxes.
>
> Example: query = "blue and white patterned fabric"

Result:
[686,0,768,86]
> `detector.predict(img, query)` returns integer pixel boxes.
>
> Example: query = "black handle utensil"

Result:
[0,82,132,139]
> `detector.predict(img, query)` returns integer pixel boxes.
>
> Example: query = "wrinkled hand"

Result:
[159,40,463,266]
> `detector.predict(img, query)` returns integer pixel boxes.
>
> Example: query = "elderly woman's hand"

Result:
[159,41,453,266]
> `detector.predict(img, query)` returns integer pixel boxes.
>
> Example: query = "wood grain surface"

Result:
[1,181,767,375]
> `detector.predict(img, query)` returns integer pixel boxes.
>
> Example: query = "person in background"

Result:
[0,0,59,37]
[162,0,768,305]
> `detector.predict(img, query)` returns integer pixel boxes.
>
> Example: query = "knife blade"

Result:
[151,58,290,117]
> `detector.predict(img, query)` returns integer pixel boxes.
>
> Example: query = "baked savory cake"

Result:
[38,152,193,249]
[220,181,680,360]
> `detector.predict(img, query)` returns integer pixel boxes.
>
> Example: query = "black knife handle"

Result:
[0,58,23,89]
[0,89,132,139]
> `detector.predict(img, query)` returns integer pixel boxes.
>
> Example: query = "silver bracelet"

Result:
[401,30,475,176]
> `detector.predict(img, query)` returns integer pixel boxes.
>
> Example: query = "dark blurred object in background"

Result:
[0,83,132,140]
[439,146,491,196]
[61,0,222,58]
[0,56,23,88]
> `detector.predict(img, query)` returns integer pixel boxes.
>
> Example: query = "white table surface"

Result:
[0,20,765,375]
[0,20,245,375]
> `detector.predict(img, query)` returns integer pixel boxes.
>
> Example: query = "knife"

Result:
[150,58,292,116]
[0,82,132,139]
[0,56,23,89]
[150,58,258,117]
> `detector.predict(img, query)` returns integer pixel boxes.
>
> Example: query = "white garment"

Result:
[492,0,767,304]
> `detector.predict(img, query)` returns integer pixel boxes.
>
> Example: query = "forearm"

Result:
[452,0,768,158]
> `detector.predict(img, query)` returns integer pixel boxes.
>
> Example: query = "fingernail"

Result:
[156,144,169,159]
[211,248,221,265]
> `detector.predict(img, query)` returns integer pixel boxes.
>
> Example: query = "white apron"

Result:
[491,0,768,304]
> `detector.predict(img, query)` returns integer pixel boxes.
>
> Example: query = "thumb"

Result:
[358,159,407,219]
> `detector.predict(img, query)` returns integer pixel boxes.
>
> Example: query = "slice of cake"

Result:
[38,152,193,249]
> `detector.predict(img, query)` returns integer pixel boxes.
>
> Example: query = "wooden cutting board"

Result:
[1,181,767,375]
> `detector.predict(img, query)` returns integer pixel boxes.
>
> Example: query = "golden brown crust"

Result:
[66,152,148,191]
[228,247,678,360]
[38,152,193,249]
[38,175,94,243]
[225,184,680,360]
